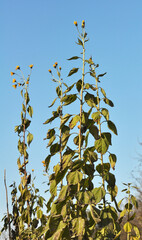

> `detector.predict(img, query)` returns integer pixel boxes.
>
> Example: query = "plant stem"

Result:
[59,79,63,188]
[95,71,106,207]
[79,37,85,160]
[127,185,130,240]
[4,169,11,240]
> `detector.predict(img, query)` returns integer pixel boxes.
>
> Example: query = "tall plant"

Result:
[43,20,124,239]
[1,65,46,239]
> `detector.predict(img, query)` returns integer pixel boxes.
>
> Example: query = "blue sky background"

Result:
[0,0,142,222]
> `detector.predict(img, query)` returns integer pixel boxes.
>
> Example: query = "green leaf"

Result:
[22,103,26,113]
[133,226,140,238]
[64,83,75,93]
[85,93,98,107]
[131,195,138,209]
[43,112,59,124]
[101,108,109,120]
[78,191,92,205]
[67,56,80,60]
[27,133,33,146]
[125,203,133,211]
[71,160,83,171]
[109,153,117,170]
[24,91,30,104]
[76,38,83,46]
[62,94,77,106]
[73,135,84,146]
[50,179,57,196]
[84,148,98,163]
[46,128,55,139]
[37,209,43,220]
[95,133,111,154]
[85,130,89,147]
[105,172,116,188]
[96,163,110,174]
[69,115,80,129]
[72,217,85,236]
[67,170,83,185]
[123,222,132,233]
[27,105,33,117]
[104,98,114,107]
[98,72,107,78]
[107,185,118,200]
[92,187,106,204]
[67,68,79,77]
[76,79,82,92]
[48,98,57,108]
[91,112,101,122]
[56,86,61,97]
[85,83,90,89]
[61,114,72,128]
[58,185,68,202]
[25,119,31,129]
[47,135,56,147]
[107,120,118,135]
[82,164,95,178]
[50,143,60,155]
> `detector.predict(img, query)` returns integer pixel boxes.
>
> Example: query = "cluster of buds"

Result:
[74,20,85,28]
[42,160,46,167]
[11,65,33,89]
[48,62,61,74]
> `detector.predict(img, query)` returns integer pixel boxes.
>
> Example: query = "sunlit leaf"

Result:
[67,170,83,185]
[48,98,57,108]
[27,133,33,146]
[69,115,80,129]
[109,153,117,170]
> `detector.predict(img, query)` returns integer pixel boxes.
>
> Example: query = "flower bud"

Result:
[15,65,20,70]
[29,64,33,68]
[74,21,78,26]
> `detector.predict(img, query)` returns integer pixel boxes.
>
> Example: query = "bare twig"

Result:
[4,169,11,240]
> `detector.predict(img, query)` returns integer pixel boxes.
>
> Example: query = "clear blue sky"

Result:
[0,0,142,221]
